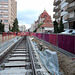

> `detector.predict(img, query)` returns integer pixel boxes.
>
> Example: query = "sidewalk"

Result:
[0,34,16,44]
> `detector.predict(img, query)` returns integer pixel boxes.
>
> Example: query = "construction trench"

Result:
[0,36,75,75]
[32,36,75,75]
[0,36,50,75]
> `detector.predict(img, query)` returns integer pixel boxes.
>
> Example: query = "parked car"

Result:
[72,30,75,34]
[60,29,75,35]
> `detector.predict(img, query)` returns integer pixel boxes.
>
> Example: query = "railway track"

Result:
[0,36,50,75]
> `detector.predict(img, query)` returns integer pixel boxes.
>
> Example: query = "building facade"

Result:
[30,10,54,33]
[53,0,75,29]
[0,0,17,32]
[65,0,75,29]
[19,25,26,32]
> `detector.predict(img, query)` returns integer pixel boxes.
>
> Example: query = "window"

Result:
[4,20,8,22]
[3,0,8,2]
[0,4,2,7]
[44,15,47,18]
[3,14,8,17]
[0,9,2,12]
[0,14,2,17]
[5,25,8,27]
[47,20,49,23]
[3,9,8,12]
[3,4,8,7]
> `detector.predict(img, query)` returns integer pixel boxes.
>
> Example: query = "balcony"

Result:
[66,17,75,22]
[65,0,74,3]
[53,12,60,19]
[55,12,60,19]
[54,0,61,6]
[53,5,61,12]
[53,14,56,18]
[64,14,69,21]
[66,2,75,12]
[65,13,75,22]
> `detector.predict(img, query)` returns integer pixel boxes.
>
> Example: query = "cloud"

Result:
[19,23,31,29]
[16,0,54,29]
[17,10,39,24]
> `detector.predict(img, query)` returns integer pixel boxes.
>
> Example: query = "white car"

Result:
[60,30,72,34]
[72,30,75,34]
[60,29,75,34]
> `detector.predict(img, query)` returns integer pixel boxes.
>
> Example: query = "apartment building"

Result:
[65,0,75,29]
[0,0,17,32]
[53,0,75,29]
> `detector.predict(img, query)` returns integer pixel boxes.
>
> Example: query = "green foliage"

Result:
[54,20,58,33]
[54,17,64,33]
[59,17,64,32]
[38,23,43,28]
[33,23,43,32]
[9,24,11,31]
[0,22,4,32]
[33,28,37,32]
[12,18,19,32]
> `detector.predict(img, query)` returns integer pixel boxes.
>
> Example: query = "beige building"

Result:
[0,0,17,32]
[53,0,75,29]
[19,25,26,32]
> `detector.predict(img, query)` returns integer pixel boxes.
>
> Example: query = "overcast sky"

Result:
[16,0,54,29]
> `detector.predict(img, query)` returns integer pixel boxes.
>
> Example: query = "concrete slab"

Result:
[12,51,26,53]
[15,49,26,50]
[8,57,29,60]
[0,68,32,75]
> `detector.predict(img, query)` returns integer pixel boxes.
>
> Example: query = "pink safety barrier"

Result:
[29,33,75,54]
[38,33,41,39]
[49,34,58,46]
[58,35,75,54]
[44,34,49,42]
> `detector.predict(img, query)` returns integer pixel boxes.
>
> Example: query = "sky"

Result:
[16,0,54,29]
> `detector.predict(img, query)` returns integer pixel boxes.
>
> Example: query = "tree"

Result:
[38,23,43,28]
[59,17,64,32]
[0,22,4,32]
[54,20,58,33]
[12,18,19,32]
[9,24,11,31]
[33,23,43,32]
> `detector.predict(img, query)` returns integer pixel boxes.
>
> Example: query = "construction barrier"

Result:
[0,32,30,43]
[58,35,75,54]
[32,33,75,54]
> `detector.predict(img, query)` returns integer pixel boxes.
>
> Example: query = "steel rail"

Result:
[0,37,24,64]
[27,36,37,75]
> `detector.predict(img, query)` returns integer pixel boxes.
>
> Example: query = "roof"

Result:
[43,17,52,23]
[40,10,51,18]
[40,23,54,27]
